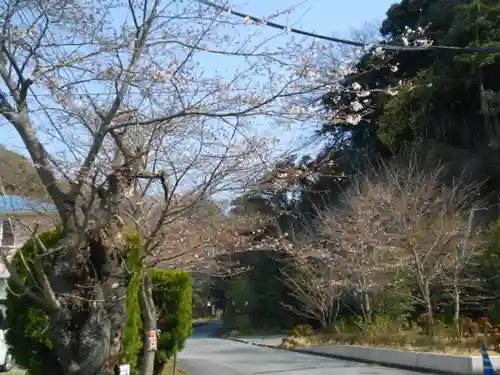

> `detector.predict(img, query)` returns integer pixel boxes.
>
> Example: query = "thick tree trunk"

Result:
[45,234,129,375]
[139,273,157,375]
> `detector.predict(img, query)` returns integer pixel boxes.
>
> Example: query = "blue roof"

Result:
[0,195,57,213]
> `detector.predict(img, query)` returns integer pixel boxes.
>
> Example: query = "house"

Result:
[0,195,57,300]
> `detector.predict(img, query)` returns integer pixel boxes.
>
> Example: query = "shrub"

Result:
[363,315,402,337]
[121,233,145,373]
[417,312,434,334]
[4,227,64,375]
[461,317,479,337]
[4,229,144,375]
[478,316,493,333]
[477,220,500,320]
[494,332,500,353]
[290,324,313,338]
[151,269,192,375]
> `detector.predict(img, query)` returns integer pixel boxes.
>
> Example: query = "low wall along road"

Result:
[295,345,500,374]
[233,336,500,375]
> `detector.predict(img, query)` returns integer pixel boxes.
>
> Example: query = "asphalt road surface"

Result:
[178,322,445,375]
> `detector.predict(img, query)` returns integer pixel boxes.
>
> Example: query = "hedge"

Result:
[122,233,145,373]
[3,228,192,375]
[151,269,192,375]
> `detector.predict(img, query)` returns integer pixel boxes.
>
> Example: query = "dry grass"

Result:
[280,321,499,356]
[162,360,189,375]
[298,332,489,356]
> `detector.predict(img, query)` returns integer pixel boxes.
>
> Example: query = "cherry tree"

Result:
[328,155,481,325]
[0,0,326,374]
[316,194,400,323]
[279,245,345,328]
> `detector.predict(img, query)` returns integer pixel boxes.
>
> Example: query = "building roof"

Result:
[0,195,57,213]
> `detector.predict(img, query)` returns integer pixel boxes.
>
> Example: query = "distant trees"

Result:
[229,153,490,328]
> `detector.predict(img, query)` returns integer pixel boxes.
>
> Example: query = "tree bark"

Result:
[0,5,162,373]
[45,239,129,375]
[361,292,371,323]
[423,281,434,334]
[139,273,157,375]
[453,282,460,336]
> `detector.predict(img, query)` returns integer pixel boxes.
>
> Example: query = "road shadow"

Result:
[190,321,223,339]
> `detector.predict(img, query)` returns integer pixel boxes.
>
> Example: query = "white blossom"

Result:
[373,46,385,58]
[346,114,362,125]
[387,88,399,96]
[351,82,362,91]
[357,90,371,98]
[350,101,363,112]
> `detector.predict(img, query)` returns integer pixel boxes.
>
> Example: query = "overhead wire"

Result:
[196,0,500,54]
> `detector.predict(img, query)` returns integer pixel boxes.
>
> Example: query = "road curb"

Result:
[224,337,484,375]
[226,337,279,349]
[192,322,210,328]
[192,320,221,328]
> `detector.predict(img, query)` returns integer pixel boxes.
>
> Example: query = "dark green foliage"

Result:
[4,227,64,375]
[315,0,500,190]
[192,278,214,319]
[215,250,311,332]
[476,220,500,320]
[150,269,192,375]
[244,250,309,329]
[122,233,145,373]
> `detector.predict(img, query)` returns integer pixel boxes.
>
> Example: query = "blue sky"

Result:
[1,0,397,160]
[233,0,396,36]
[202,0,398,157]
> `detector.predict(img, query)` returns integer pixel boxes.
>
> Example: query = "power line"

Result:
[197,0,500,54]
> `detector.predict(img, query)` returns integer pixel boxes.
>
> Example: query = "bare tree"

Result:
[316,193,401,322]
[0,0,323,373]
[325,155,481,325]
[438,213,486,334]
[280,248,344,328]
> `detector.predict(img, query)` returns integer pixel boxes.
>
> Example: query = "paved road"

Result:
[178,323,444,375]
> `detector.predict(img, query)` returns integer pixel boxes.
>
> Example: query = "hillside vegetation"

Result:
[0,147,48,200]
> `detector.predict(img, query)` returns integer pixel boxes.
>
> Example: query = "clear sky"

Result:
[203,0,398,157]
[0,0,397,158]
[233,0,396,36]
